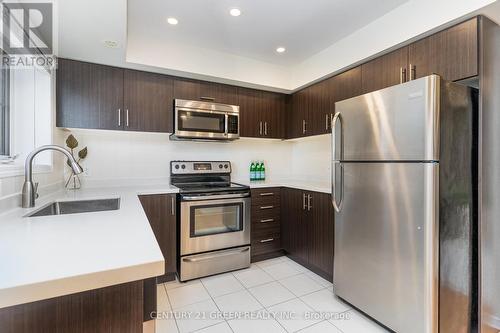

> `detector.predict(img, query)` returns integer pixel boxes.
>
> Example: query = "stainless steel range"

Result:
[170,161,251,281]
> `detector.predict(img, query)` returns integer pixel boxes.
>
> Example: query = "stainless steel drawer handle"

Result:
[200,96,215,101]
[260,238,274,243]
[260,205,274,210]
[260,218,275,223]
[183,247,250,262]
[259,193,275,197]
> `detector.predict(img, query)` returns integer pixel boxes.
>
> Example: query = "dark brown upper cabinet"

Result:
[173,78,238,105]
[123,70,173,133]
[286,89,309,139]
[309,78,333,136]
[408,18,478,82]
[57,58,124,130]
[361,47,409,94]
[331,66,362,104]
[57,59,174,133]
[238,88,285,139]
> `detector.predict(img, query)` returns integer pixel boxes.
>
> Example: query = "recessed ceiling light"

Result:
[276,47,286,53]
[229,8,241,17]
[167,17,178,25]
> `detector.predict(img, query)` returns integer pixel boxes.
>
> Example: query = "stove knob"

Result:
[181,164,186,169]
[175,165,180,169]
[219,164,223,169]
[224,164,229,169]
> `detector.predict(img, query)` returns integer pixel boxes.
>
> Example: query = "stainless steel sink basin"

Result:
[26,198,120,217]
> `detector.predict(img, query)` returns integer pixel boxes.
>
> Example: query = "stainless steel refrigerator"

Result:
[331,75,477,333]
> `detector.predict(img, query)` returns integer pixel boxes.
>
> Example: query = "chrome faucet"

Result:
[22,145,83,208]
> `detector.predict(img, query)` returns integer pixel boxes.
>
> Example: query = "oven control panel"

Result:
[171,161,232,174]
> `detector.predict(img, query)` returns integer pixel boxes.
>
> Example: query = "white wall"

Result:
[62,129,333,187]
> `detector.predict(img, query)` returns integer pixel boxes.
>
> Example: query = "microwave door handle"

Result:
[224,114,229,137]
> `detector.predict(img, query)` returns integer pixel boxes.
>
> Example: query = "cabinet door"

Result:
[361,48,408,94]
[408,18,478,82]
[281,188,308,262]
[238,87,261,138]
[124,70,174,133]
[287,89,308,139]
[307,192,334,280]
[200,82,238,105]
[174,78,238,105]
[309,79,332,135]
[332,66,362,104]
[139,194,177,282]
[57,59,123,130]
[261,91,285,139]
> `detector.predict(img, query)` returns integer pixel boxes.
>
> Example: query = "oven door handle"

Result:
[182,247,250,262]
[181,192,250,201]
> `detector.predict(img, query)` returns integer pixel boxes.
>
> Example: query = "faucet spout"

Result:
[22,145,83,208]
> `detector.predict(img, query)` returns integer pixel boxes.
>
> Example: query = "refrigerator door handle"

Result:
[331,112,344,161]
[332,161,344,212]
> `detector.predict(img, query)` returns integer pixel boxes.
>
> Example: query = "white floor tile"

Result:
[305,272,333,288]
[232,266,274,288]
[249,281,296,307]
[268,298,321,332]
[157,284,171,311]
[155,317,179,333]
[228,315,287,333]
[173,299,223,333]
[195,322,233,333]
[164,277,201,290]
[329,310,389,333]
[255,257,286,268]
[279,274,324,297]
[285,260,309,273]
[167,282,211,309]
[201,273,244,297]
[297,320,341,333]
[262,262,303,280]
[300,289,350,314]
[214,289,263,313]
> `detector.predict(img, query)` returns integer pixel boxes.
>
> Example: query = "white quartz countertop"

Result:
[234,179,332,194]
[0,184,179,309]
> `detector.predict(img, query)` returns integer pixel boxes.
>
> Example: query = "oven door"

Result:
[180,194,251,255]
[175,108,228,139]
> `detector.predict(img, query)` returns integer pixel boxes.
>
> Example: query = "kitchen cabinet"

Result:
[56,58,123,130]
[173,78,238,105]
[408,18,478,82]
[139,194,177,282]
[361,47,409,94]
[251,188,282,261]
[281,188,334,280]
[238,88,285,139]
[286,89,309,139]
[57,59,174,133]
[308,78,333,135]
[123,70,174,133]
[331,66,362,106]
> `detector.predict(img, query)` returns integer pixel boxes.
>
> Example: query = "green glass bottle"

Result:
[255,161,262,181]
[261,161,266,181]
[250,161,256,181]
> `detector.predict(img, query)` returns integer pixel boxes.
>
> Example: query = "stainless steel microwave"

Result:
[170,99,240,141]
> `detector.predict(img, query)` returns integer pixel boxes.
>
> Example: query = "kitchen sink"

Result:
[26,198,120,217]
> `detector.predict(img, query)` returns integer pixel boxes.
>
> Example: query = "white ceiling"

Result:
[57,0,499,91]
[127,0,409,66]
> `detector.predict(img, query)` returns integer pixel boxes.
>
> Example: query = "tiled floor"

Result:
[155,256,388,333]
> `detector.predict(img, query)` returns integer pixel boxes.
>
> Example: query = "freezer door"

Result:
[332,75,440,161]
[334,162,438,333]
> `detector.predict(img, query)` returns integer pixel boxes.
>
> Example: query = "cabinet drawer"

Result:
[252,227,281,255]
[251,188,281,206]
[252,216,280,231]
[251,206,280,220]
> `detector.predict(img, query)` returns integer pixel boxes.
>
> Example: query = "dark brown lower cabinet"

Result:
[0,281,145,333]
[139,194,177,282]
[281,188,334,281]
